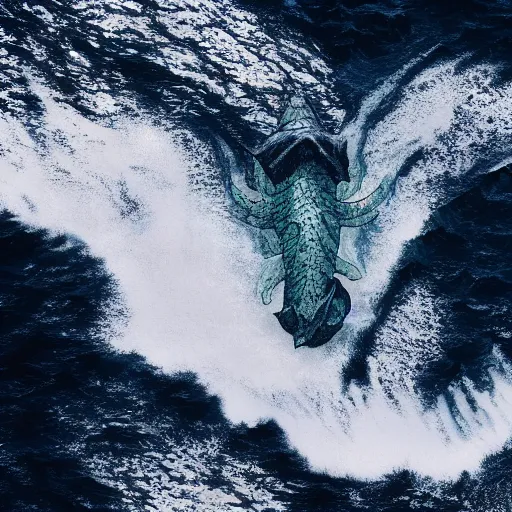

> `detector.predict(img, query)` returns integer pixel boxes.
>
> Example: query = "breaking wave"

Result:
[0,55,511,482]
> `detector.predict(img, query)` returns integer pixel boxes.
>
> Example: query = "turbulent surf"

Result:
[2,1,512,511]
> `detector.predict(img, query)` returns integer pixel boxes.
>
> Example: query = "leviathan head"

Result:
[252,94,350,187]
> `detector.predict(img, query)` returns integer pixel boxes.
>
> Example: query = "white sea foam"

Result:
[90,437,290,511]
[1,56,512,487]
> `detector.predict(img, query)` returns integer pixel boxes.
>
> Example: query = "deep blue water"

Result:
[3,164,512,511]
[1,1,512,511]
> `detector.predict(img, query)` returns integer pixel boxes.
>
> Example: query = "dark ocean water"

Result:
[3,165,512,511]
[1,1,512,511]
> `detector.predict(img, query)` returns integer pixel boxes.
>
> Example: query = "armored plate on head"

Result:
[253,95,350,185]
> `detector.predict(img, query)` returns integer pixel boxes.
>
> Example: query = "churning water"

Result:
[2,1,512,510]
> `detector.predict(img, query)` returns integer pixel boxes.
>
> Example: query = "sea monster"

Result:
[228,95,392,348]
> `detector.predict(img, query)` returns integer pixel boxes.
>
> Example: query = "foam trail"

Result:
[344,60,512,332]
[1,59,512,482]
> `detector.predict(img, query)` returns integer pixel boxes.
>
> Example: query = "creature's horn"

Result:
[337,175,393,220]
[340,210,379,228]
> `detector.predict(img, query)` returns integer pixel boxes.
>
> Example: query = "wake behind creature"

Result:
[228,95,392,349]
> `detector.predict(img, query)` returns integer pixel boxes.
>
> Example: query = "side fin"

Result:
[230,182,274,229]
[336,180,354,201]
[335,257,362,281]
[253,157,276,197]
[258,254,285,305]
[259,229,282,257]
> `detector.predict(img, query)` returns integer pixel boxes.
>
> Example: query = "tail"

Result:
[275,278,351,348]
